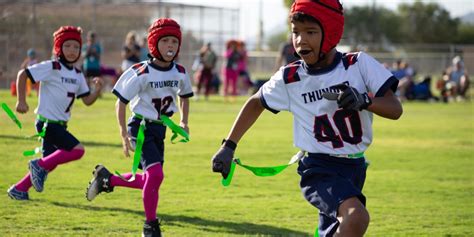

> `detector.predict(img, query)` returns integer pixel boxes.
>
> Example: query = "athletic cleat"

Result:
[29,158,48,192]
[7,185,29,200]
[86,164,114,201]
[142,219,162,237]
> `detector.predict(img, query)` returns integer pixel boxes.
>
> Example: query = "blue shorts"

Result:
[35,120,80,157]
[297,153,367,237]
[127,117,166,171]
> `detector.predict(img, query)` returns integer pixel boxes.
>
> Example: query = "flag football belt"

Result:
[36,115,67,126]
[133,113,163,125]
[308,152,365,159]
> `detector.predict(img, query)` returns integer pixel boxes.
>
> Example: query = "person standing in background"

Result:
[82,31,102,90]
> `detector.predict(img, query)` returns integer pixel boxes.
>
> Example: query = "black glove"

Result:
[322,84,372,111]
[211,139,237,179]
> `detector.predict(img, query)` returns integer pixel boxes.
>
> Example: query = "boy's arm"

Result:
[16,69,29,113]
[367,90,403,120]
[212,93,265,178]
[116,99,132,158]
[323,84,402,120]
[81,77,104,105]
[178,97,189,134]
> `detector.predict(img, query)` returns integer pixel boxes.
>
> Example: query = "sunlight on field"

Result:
[0,91,472,236]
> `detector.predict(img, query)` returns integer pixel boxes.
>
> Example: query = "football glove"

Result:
[322,83,372,111]
[211,139,237,179]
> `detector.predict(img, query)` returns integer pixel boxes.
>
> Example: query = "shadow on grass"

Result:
[46,200,309,236]
[0,135,121,148]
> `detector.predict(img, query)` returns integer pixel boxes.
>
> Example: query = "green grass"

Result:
[0,90,472,236]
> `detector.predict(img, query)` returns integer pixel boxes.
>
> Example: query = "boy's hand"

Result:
[16,101,29,113]
[323,84,372,111]
[211,140,237,179]
[179,122,189,135]
[92,77,104,92]
[121,133,133,158]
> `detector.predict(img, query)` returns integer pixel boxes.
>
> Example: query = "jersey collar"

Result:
[58,58,74,71]
[303,51,342,75]
[148,59,175,71]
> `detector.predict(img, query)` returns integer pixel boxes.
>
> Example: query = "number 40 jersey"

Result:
[113,61,194,121]
[259,51,398,155]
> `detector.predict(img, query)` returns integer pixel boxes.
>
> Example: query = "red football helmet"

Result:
[53,26,82,63]
[148,18,182,61]
[290,0,344,57]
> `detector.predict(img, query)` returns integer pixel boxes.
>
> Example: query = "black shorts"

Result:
[127,116,167,171]
[297,153,367,236]
[85,69,101,78]
[35,120,80,157]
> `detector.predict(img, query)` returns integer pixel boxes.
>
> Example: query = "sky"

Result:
[162,0,474,41]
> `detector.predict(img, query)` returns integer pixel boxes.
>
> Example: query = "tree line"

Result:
[271,0,474,50]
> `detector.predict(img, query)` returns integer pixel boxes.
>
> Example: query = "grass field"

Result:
[0,90,472,236]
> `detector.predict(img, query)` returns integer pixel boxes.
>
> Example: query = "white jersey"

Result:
[112,61,194,120]
[260,51,398,155]
[26,60,90,122]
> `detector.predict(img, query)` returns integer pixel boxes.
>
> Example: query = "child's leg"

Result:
[110,173,144,189]
[142,163,164,222]
[298,154,368,236]
[14,124,82,193]
[36,122,83,172]
[336,197,369,236]
[13,140,58,192]
[230,71,238,96]
[38,148,84,172]
[224,69,231,96]
[14,173,33,192]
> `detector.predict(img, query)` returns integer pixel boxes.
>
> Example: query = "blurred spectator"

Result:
[406,76,438,101]
[392,60,415,101]
[121,31,141,73]
[437,56,470,102]
[237,41,253,95]
[21,48,38,69]
[195,42,217,100]
[139,35,149,61]
[391,60,406,80]
[20,48,39,96]
[82,31,102,88]
[222,39,240,99]
[274,35,298,71]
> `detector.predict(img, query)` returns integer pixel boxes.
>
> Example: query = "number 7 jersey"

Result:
[112,61,194,120]
[259,52,398,154]
[26,60,90,122]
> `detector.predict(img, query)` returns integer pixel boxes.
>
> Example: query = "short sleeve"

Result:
[259,70,290,113]
[178,73,194,98]
[25,60,54,83]
[112,68,145,104]
[358,52,398,97]
[76,73,90,98]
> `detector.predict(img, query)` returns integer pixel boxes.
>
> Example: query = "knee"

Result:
[350,207,370,227]
[338,198,370,235]
[146,165,164,184]
[341,207,370,235]
[71,146,85,160]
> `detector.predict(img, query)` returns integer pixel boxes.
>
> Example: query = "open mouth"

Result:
[166,51,174,56]
[298,49,312,56]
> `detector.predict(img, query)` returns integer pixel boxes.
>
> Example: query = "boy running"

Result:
[85,18,193,237]
[211,0,403,236]
[8,26,103,200]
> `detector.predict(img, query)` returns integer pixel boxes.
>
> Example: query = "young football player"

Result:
[211,0,403,236]
[85,18,193,237]
[7,26,103,200]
